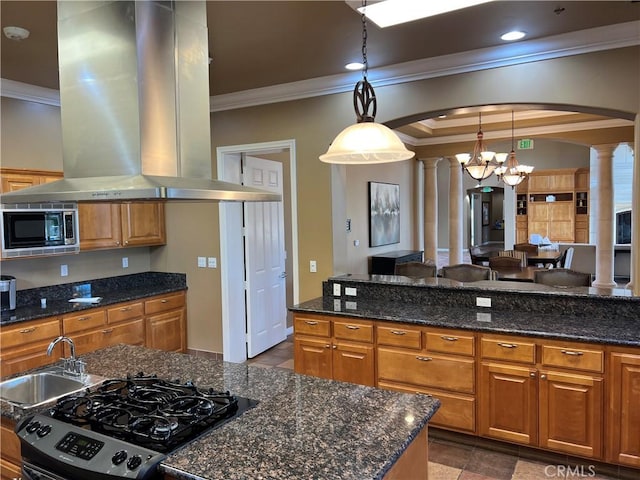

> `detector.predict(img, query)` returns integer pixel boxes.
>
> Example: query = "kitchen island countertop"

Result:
[4,344,439,480]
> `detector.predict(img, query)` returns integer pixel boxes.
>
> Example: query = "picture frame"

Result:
[482,201,490,226]
[369,181,400,247]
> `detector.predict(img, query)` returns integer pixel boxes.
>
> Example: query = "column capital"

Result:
[592,143,618,156]
[419,157,441,168]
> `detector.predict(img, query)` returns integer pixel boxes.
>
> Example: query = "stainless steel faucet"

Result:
[47,336,84,376]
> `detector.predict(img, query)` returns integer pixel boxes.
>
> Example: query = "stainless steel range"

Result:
[16,373,257,479]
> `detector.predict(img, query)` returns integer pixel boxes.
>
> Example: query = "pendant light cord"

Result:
[511,111,515,151]
[361,0,368,80]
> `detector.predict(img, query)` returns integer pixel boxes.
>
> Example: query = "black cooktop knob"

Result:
[26,421,41,434]
[36,424,52,437]
[127,455,142,470]
[112,450,128,465]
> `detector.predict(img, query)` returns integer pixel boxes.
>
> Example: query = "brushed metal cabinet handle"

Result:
[561,350,583,356]
[416,356,433,362]
[120,307,132,312]
[390,330,406,336]
[102,329,114,334]
[304,320,318,326]
[19,327,36,334]
[161,299,169,303]
[346,325,360,330]
[441,336,458,342]
[78,316,90,321]
[498,343,517,348]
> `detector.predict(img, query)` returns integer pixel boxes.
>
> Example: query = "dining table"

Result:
[527,250,563,267]
[494,266,545,282]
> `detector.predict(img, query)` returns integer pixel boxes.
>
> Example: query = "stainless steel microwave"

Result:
[1,203,80,258]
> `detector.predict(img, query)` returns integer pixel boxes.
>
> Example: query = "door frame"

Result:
[216,139,299,363]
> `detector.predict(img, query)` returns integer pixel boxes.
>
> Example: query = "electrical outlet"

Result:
[333,299,341,311]
[353,239,360,247]
[310,260,317,273]
[197,257,206,268]
[207,257,217,268]
[60,264,68,277]
[122,257,128,268]
[476,297,492,308]
[345,287,357,296]
[333,283,341,296]
[345,301,357,310]
[476,312,492,322]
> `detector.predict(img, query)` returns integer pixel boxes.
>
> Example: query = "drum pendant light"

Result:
[319,1,414,164]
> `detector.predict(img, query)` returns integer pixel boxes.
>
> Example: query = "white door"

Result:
[243,155,287,357]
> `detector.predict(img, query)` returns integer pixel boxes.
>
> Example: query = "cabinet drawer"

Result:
[68,319,145,356]
[378,348,475,393]
[107,301,144,323]
[377,324,422,349]
[145,292,185,315]
[1,418,20,465]
[0,340,62,377]
[1,318,61,349]
[481,337,536,364]
[63,309,106,334]
[426,331,474,356]
[294,315,331,337]
[541,344,603,373]
[333,319,373,343]
[379,381,475,433]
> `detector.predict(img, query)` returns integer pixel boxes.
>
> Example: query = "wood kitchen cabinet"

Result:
[0,168,63,194]
[62,300,145,356]
[145,291,187,353]
[293,313,375,386]
[0,316,63,377]
[479,334,604,459]
[607,350,640,467]
[79,201,166,251]
[0,417,21,480]
[378,324,476,434]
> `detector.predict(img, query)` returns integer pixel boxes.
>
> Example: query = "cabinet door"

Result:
[548,203,574,242]
[478,362,538,445]
[528,203,549,238]
[68,319,144,355]
[539,370,603,459]
[528,175,550,192]
[146,309,186,353]
[121,202,166,247]
[549,174,575,191]
[79,203,122,250]
[0,341,62,377]
[0,174,37,193]
[294,336,332,379]
[608,353,640,467]
[332,341,375,386]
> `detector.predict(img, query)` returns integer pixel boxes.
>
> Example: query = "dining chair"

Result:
[489,256,523,269]
[563,247,575,269]
[497,250,528,267]
[514,243,538,255]
[533,268,591,287]
[395,262,437,279]
[469,246,488,266]
[441,264,492,282]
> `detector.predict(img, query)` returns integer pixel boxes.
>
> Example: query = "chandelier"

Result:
[455,112,507,182]
[319,0,414,164]
[495,111,534,187]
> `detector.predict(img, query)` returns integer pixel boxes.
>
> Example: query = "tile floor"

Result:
[246,337,634,480]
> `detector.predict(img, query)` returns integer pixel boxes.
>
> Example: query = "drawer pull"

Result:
[332,345,337,349]
[19,327,37,334]
[102,329,114,334]
[540,374,547,379]
[346,325,360,330]
[78,316,90,321]
[120,307,132,312]
[530,372,536,378]
[498,343,517,349]
[416,356,432,362]
[390,330,406,336]
[304,320,318,326]
[161,299,169,303]
[441,336,458,342]
[561,350,583,356]
[325,344,331,349]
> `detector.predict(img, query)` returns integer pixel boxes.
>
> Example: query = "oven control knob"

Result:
[36,424,52,437]
[126,455,143,470]
[112,450,128,465]
[26,421,41,434]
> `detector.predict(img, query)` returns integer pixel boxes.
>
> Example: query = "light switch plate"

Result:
[476,297,491,308]
[345,287,357,296]
[60,264,68,277]
[197,257,206,268]
[310,260,317,273]
[207,257,217,268]
[333,283,341,296]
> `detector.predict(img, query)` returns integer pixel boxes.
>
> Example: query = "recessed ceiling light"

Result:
[355,0,495,28]
[3,26,30,41]
[345,62,364,71]
[501,30,526,41]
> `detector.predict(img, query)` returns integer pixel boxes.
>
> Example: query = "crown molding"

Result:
[2,21,638,112]
[210,21,640,112]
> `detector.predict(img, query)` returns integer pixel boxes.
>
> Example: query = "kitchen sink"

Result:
[0,369,105,410]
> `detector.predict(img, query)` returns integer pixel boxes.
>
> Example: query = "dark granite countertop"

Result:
[2,345,439,480]
[290,297,640,347]
[0,272,187,326]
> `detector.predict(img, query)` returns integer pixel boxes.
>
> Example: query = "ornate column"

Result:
[630,115,639,294]
[448,157,463,265]
[422,158,440,264]
[415,159,425,253]
[592,144,617,288]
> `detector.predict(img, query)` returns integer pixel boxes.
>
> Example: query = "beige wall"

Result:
[2,45,639,353]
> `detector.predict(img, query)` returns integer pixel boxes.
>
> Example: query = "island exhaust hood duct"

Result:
[0,1,280,203]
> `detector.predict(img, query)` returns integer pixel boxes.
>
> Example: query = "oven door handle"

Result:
[22,460,68,480]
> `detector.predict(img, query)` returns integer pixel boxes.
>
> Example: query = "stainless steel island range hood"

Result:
[1,1,280,203]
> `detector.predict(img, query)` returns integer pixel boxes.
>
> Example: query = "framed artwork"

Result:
[482,201,490,226]
[369,181,400,247]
